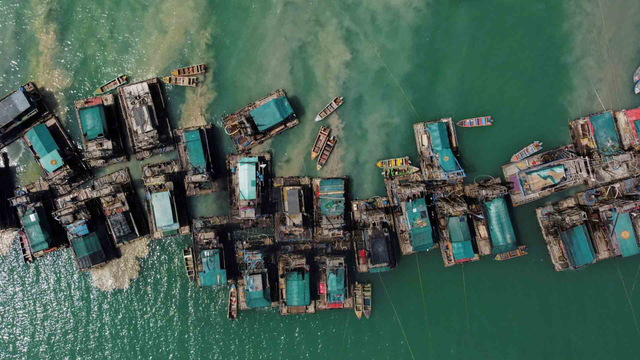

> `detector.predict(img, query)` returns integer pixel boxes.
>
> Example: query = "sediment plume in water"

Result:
[90,237,150,291]
[0,230,18,256]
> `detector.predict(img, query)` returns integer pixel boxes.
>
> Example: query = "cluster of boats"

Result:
[311,97,345,170]
[94,64,207,94]
[353,282,372,319]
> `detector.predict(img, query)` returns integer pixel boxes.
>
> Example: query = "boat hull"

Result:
[311,126,331,160]
[634,64,640,83]
[317,136,337,170]
[456,116,493,128]
[510,141,542,162]
[95,75,127,94]
[635,80,640,95]
[495,245,528,261]
[315,96,344,122]
[171,64,206,77]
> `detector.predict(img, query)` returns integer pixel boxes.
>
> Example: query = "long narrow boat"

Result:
[183,248,195,282]
[495,245,528,261]
[315,96,344,122]
[311,126,331,160]
[376,156,411,169]
[382,165,420,178]
[363,283,372,319]
[171,64,206,77]
[95,75,127,94]
[354,282,363,319]
[633,64,640,83]
[228,283,238,320]
[456,116,493,128]
[635,81,640,95]
[510,141,543,162]
[316,135,337,171]
[162,76,198,87]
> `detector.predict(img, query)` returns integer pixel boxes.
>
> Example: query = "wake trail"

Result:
[378,273,416,360]
[615,260,640,337]
[415,254,433,354]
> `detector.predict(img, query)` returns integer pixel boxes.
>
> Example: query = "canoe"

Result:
[95,75,127,94]
[495,245,528,261]
[376,156,410,169]
[510,141,543,162]
[456,116,493,127]
[382,165,420,178]
[316,135,337,171]
[171,64,206,77]
[363,283,372,319]
[315,96,344,122]
[354,282,363,319]
[311,126,331,160]
[228,283,238,320]
[635,80,640,95]
[183,248,195,282]
[634,64,640,83]
[162,76,198,87]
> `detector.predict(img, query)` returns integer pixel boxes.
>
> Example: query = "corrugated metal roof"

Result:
[0,89,31,127]
[286,270,311,306]
[21,206,53,253]
[198,249,227,286]
[485,197,517,255]
[79,105,107,140]
[245,273,271,308]
[185,130,207,171]
[427,122,458,172]
[447,215,475,261]
[26,123,64,173]
[612,211,640,257]
[238,157,258,200]
[405,198,434,251]
[327,268,345,304]
[71,232,106,269]
[250,96,294,132]
[286,189,301,215]
[151,191,178,230]
[560,224,596,268]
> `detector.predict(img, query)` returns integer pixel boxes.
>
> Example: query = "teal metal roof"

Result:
[184,130,207,172]
[447,215,475,261]
[151,191,179,230]
[26,123,64,173]
[79,105,107,140]
[327,268,345,304]
[485,197,517,255]
[286,270,311,306]
[319,178,345,216]
[612,211,640,257]
[198,249,227,286]
[590,112,620,155]
[21,206,53,253]
[427,122,457,172]
[405,198,434,251]
[72,232,103,258]
[238,157,258,200]
[250,96,294,132]
[560,224,596,268]
[245,273,271,308]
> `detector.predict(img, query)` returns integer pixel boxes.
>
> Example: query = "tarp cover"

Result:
[319,178,345,216]
[427,122,458,172]
[185,130,207,172]
[327,268,345,304]
[0,89,31,127]
[590,111,620,155]
[612,211,640,257]
[21,206,53,253]
[286,270,311,306]
[151,191,178,230]
[198,249,227,286]
[250,96,294,132]
[238,157,258,200]
[370,235,391,265]
[485,197,517,255]
[523,165,566,192]
[71,232,106,269]
[559,224,596,268]
[79,105,107,140]
[447,215,475,261]
[245,273,271,308]
[26,123,64,173]
[405,198,434,251]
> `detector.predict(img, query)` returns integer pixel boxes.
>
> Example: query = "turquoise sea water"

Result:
[1,0,640,359]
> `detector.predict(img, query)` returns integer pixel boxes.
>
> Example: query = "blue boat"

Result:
[634,64,640,83]
[635,80,640,95]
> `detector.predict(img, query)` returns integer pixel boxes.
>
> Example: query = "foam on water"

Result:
[90,237,150,291]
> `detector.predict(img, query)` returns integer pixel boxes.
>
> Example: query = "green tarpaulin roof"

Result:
[485,197,517,255]
[71,232,106,269]
[245,273,271,308]
[151,191,178,230]
[612,211,640,257]
[198,249,227,286]
[590,112,620,155]
[405,198,434,251]
[327,268,345,304]
[238,157,258,200]
[286,270,311,306]
[560,224,596,268]
[79,105,107,140]
[185,130,207,171]
[250,96,294,132]
[26,123,64,173]
[319,178,345,216]
[427,122,457,172]
[447,215,475,261]
[21,206,53,253]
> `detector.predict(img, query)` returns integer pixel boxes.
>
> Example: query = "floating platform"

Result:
[227,153,273,224]
[174,125,223,196]
[234,234,277,311]
[74,94,127,168]
[142,161,190,239]
[223,89,299,153]
[614,107,640,151]
[190,218,228,286]
[350,197,397,273]
[413,118,465,183]
[117,78,174,160]
[0,82,49,151]
[312,177,350,249]
[435,185,481,267]
[315,255,353,310]
[273,176,313,243]
[278,253,316,315]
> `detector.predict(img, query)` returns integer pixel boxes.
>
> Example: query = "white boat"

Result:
[315,97,344,122]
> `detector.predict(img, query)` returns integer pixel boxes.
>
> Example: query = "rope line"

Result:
[378,273,416,360]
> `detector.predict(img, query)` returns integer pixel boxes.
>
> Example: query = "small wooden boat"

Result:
[315,96,344,122]
[183,248,195,282]
[228,282,238,320]
[95,75,127,94]
[382,165,420,178]
[456,116,493,128]
[311,126,331,160]
[171,64,206,77]
[354,282,363,319]
[363,282,372,319]
[510,141,543,162]
[633,64,640,83]
[495,245,528,261]
[316,135,337,171]
[635,81,640,95]
[376,156,411,169]
[162,76,198,87]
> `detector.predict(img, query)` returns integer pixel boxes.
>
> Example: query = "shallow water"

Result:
[1,0,640,359]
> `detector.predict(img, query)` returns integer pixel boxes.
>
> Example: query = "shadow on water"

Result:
[288,95,305,120]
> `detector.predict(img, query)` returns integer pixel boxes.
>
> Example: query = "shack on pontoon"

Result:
[273,176,313,243]
[351,197,397,273]
[413,118,465,183]
[142,161,189,239]
[227,153,273,225]
[312,177,350,250]
[315,255,353,310]
[278,252,315,315]
[0,82,48,150]
[175,125,221,196]
[190,218,228,286]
